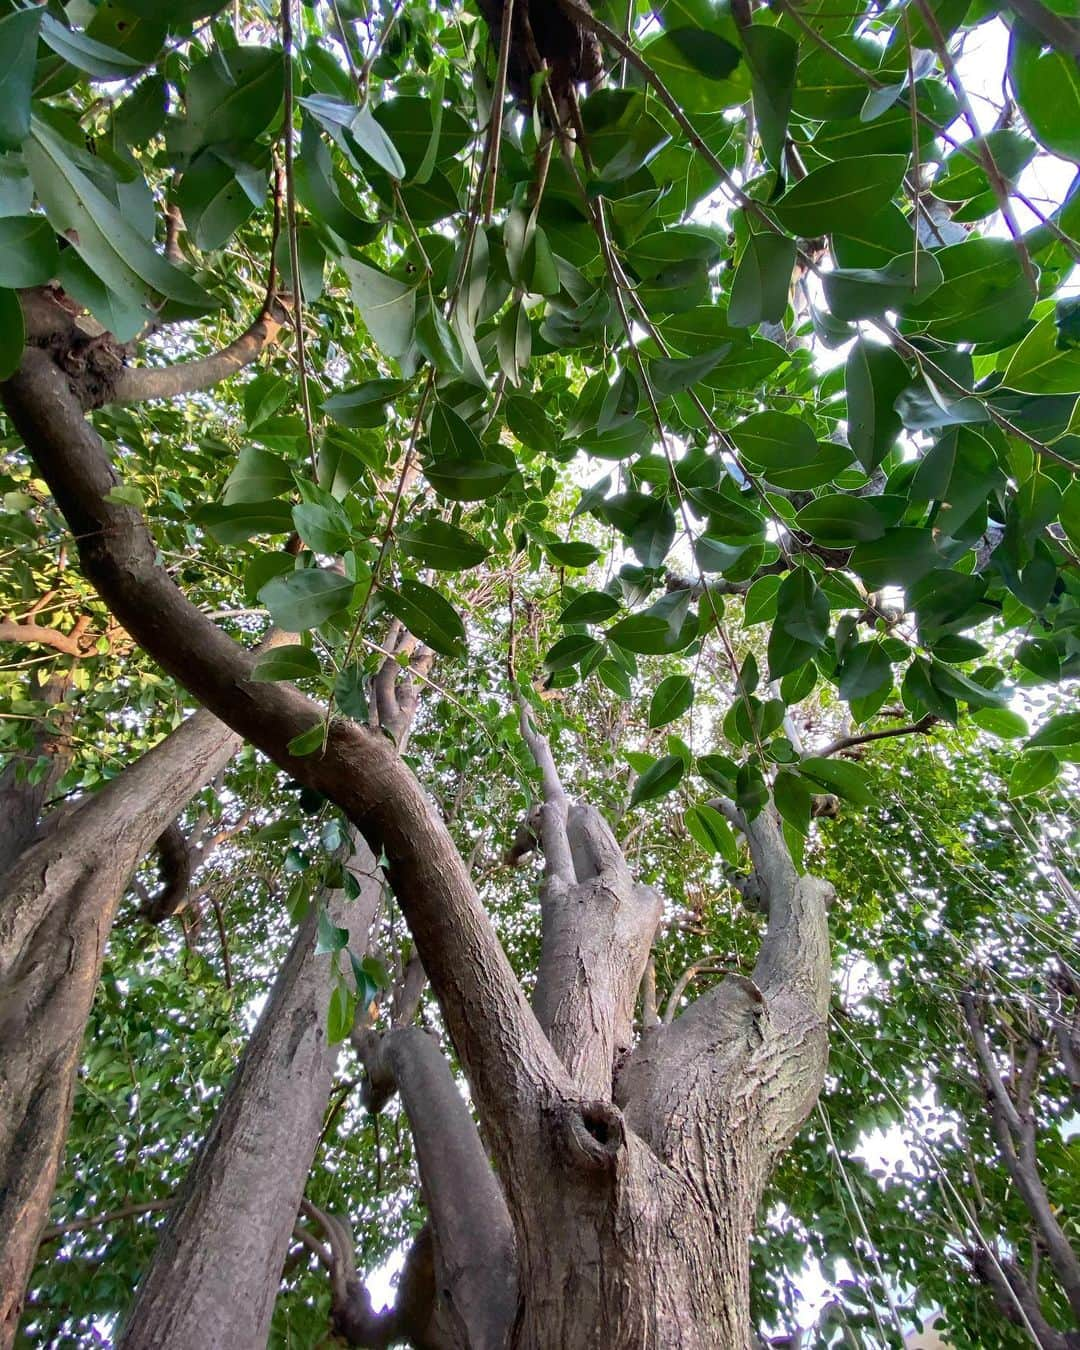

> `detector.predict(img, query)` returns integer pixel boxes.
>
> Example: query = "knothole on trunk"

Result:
[561,1098,626,1172]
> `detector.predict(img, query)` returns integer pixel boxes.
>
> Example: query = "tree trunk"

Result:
[0,709,241,1348]
[120,634,433,1350]
[0,670,73,879]
[118,838,383,1350]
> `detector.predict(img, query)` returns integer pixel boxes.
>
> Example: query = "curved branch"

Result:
[1,348,568,1190]
[0,618,91,657]
[814,714,938,760]
[516,694,573,884]
[105,299,289,406]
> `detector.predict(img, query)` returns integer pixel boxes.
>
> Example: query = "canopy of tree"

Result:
[0,0,1078,1346]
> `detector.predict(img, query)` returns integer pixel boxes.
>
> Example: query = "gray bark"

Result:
[120,635,430,1350]
[118,839,383,1350]
[0,709,241,1347]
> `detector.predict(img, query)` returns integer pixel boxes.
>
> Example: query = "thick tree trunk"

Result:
[3,344,834,1349]
[118,839,383,1350]
[0,709,240,1347]
[0,671,73,879]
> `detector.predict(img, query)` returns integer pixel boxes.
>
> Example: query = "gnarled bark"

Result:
[0,708,241,1347]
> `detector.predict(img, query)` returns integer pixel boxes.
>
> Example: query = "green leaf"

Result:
[1009,32,1080,162]
[729,229,796,328]
[26,116,215,337]
[933,130,1036,202]
[326,982,354,1044]
[425,457,515,502]
[850,529,939,590]
[323,380,408,429]
[800,756,874,806]
[730,411,818,472]
[397,520,489,571]
[288,723,326,757]
[774,770,812,836]
[642,29,745,112]
[837,642,892,701]
[684,803,738,862]
[0,7,43,151]
[1027,712,1080,749]
[1008,748,1060,799]
[251,644,322,683]
[334,663,370,722]
[340,257,416,359]
[630,754,685,807]
[40,12,146,80]
[649,675,694,727]
[649,346,732,397]
[198,500,294,544]
[1002,312,1080,395]
[543,634,604,672]
[185,47,283,154]
[970,707,1028,739]
[222,449,293,504]
[380,579,466,657]
[795,494,888,545]
[773,156,909,237]
[0,289,25,381]
[547,540,603,568]
[743,573,781,626]
[292,500,352,555]
[559,591,621,624]
[777,567,829,646]
[316,908,350,955]
[0,216,59,288]
[845,340,910,472]
[823,252,943,321]
[351,104,407,179]
[743,25,797,171]
[260,570,357,632]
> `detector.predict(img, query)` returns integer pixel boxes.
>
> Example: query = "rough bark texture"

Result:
[3,342,835,1348]
[119,840,382,1350]
[0,709,241,1347]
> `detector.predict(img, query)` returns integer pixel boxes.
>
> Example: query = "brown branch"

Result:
[2,346,569,1193]
[815,714,938,760]
[105,299,289,406]
[0,617,92,657]
[209,887,233,989]
[663,959,727,1025]
[39,1199,172,1244]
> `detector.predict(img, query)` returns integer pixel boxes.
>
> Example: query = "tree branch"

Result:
[815,714,938,760]
[105,298,289,406]
[516,694,573,885]
[1003,0,1080,61]
[353,1027,517,1349]
[0,617,92,657]
[1,347,569,1193]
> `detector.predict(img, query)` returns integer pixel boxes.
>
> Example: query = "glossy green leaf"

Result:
[397,520,488,570]
[260,570,357,632]
[684,803,738,862]
[251,645,323,683]
[649,675,694,727]
[381,579,466,658]
[630,754,685,807]
[773,156,909,237]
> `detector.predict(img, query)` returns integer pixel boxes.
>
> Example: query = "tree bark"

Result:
[118,838,383,1350]
[0,709,241,1347]
[3,343,835,1348]
[120,637,429,1350]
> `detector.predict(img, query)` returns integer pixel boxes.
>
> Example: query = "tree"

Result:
[0,0,1078,1345]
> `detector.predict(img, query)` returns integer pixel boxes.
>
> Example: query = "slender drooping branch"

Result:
[1,347,570,1192]
[961,991,1080,1323]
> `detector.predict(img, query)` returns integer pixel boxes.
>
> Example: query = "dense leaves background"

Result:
[0,0,1078,1341]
